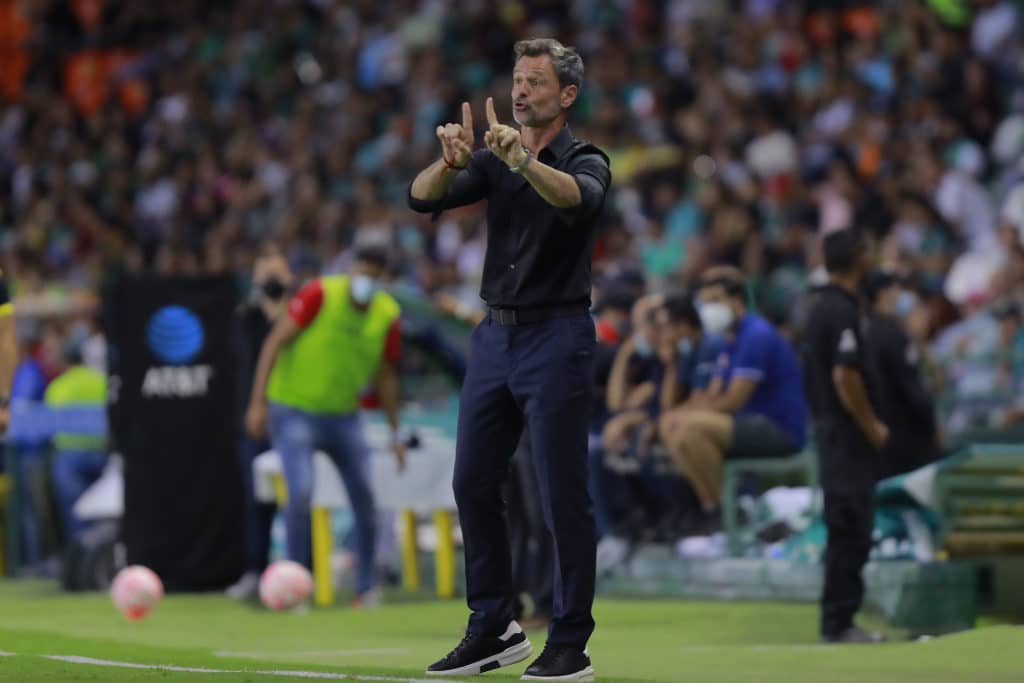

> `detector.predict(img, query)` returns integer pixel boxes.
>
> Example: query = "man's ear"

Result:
[560,84,578,110]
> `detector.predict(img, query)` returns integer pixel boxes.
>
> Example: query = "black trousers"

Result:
[821,486,875,636]
[454,313,596,648]
[816,420,878,637]
[507,431,555,619]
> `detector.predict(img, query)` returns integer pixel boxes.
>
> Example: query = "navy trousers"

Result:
[454,313,596,648]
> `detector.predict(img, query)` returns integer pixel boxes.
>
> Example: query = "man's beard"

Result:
[514,104,559,127]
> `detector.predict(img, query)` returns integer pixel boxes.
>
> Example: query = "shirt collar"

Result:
[824,284,860,306]
[534,125,574,162]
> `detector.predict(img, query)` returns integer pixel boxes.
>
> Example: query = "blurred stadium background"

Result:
[1,0,1024,681]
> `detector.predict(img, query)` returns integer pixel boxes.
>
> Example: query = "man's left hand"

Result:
[392,439,407,473]
[484,97,528,169]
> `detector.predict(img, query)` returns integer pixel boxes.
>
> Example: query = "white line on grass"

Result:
[215,649,410,659]
[43,655,461,683]
[0,651,14,657]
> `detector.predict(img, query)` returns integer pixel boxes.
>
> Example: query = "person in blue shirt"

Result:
[658,266,807,530]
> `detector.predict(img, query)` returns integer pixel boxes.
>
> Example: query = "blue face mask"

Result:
[895,291,916,318]
[677,338,694,358]
[633,333,653,358]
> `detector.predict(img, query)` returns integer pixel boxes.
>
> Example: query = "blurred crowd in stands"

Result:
[3,0,1024,562]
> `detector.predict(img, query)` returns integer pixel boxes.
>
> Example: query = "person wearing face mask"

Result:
[656,266,807,535]
[602,294,665,456]
[803,228,888,644]
[226,244,295,600]
[862,272,939,481]
[245,245,406,608]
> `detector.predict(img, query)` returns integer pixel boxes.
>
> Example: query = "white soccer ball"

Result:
[111,565,164,621]
[259,560,314,611]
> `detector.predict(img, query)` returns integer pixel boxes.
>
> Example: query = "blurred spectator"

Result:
[226,243,293,600]
[45,341,107,543]
[862,271,939,480]
[602,294,664,456]
[658,267,807,533]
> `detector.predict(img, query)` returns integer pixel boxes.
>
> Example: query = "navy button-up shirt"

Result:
[408,126,611,309]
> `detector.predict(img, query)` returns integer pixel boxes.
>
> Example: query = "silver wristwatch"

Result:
[510,149,532,174]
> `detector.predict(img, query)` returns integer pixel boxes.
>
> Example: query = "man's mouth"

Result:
[514,102,529,111]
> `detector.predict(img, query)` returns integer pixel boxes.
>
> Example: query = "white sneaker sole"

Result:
[426,638,533,676]
[521,665,595,682]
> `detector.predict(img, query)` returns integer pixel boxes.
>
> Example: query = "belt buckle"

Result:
[499,309,518,325]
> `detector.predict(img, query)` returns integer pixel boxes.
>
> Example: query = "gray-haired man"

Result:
[410,39,610,681]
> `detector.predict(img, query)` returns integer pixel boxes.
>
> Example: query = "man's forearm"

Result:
[834,368,880,438]
[377,365,401,434]
[520,160,581,208]
[606,344,634,412]
[410,158,462,201]
[249,334,283,407]
[660,359,680,411]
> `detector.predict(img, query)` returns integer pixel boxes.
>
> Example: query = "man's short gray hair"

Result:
[513,38,584,90]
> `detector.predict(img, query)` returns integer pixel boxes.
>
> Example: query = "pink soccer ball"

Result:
[111,565,164,621]
[259,560,314,611]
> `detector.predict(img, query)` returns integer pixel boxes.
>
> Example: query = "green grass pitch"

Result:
[0,580,1018,682]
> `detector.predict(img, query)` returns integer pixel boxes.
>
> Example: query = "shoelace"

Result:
[443,633,483,663]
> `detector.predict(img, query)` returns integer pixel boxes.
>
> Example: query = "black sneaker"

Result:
[426,621,532,676]
[521,644,594,681]
[821,626,887,644]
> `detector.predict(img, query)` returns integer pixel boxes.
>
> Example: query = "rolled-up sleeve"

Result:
[407,150,490,218]
[557,154,611,223]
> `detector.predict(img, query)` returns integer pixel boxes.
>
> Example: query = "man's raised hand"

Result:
[436,101,474,169]
[483,96,527,169]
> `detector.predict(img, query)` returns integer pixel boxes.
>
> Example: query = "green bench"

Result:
[722,448,819,556]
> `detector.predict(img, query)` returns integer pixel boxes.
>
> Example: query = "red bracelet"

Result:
[443,155,467,171]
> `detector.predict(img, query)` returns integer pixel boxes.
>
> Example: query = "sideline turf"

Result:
[0,580,1018,682]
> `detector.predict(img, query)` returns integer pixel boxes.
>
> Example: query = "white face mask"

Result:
[350,274,378,306]
[698,302,734,335]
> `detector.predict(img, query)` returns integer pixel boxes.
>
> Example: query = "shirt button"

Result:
[510,264,516,270]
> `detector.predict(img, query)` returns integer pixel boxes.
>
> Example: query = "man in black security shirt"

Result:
[862,272,939,481]
[409,39,610,680]
[802,228,888,644]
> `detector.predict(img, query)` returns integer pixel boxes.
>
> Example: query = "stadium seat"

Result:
[722,448,819,556]
[936,443,1024,555]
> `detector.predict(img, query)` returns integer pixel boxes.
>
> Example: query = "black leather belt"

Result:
[487,303,589,326]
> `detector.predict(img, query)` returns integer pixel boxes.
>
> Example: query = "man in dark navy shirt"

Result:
[409,38,610,681]
[803,228,888,645]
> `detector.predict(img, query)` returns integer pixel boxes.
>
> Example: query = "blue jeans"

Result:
[268,404,376,595]
[51,450,107,541]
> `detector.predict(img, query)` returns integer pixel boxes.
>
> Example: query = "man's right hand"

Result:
[436,101,474,169]
[245,401,268,440]
[868,419,890,450]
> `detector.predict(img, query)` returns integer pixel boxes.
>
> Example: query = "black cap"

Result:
[862,270,905,305]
